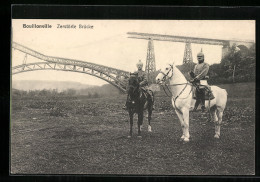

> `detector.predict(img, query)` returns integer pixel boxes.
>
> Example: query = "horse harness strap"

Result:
[161,84,172,97]
[162,82,191,99]
[172,83,189,113]
[173,83,189,102]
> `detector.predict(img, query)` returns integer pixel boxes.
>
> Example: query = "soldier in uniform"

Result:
[123,60,154,110]
[190,50,210,112]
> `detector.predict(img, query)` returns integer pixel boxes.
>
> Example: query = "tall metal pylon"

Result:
[183,42,193,64]
[145,38,156,83]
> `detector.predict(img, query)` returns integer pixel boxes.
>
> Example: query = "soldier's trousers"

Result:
[196,88,206,107]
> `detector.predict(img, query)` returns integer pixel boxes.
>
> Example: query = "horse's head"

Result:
[128,73,139,96]
[156,63,174,84]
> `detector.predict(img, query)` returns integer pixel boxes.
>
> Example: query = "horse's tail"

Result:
[223,89,228,96]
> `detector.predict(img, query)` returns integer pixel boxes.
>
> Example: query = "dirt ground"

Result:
[10,82,255,175]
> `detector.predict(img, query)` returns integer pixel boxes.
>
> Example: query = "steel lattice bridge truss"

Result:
[12,42,129,93]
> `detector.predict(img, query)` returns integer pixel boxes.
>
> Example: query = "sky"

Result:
[12,20,255,86]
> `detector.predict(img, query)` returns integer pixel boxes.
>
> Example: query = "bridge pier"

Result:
[145,38,156,84]
[183,42,193,64]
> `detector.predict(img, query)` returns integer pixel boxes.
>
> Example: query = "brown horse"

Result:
[127,73,154,138]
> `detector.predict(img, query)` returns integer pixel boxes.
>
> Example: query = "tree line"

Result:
[12,88,100,98]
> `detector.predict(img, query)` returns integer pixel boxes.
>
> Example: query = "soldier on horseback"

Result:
[190,49,210,112]
[135,60,148,89]
[123,60,154,110]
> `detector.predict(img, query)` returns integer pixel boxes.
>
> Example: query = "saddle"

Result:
[192,85,215,100]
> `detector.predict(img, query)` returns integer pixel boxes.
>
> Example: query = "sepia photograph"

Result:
[11,19,255,175]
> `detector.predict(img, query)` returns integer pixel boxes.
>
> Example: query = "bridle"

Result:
[159,64,174,83]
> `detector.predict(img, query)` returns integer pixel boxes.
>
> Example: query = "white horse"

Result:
[156,63,227,142]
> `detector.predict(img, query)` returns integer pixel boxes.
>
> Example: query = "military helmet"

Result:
[197,48,204,58]
[197,49,204,62]
[197,52,204,57]
[136,60,143,68]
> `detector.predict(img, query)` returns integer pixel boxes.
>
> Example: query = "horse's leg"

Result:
[137,111,143,138]
[175,109,185,141]
[147,107,152,132]
[214,108,223,139]
[182,108,190,142]
[211,107,219,138]
[147,93,153,132]
[128,111,133,138]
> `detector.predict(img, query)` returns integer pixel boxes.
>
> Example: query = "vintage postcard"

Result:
[11,18,255,175]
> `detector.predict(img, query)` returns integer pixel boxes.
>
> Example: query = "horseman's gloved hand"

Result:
[189,71,195,78]
[190,77,198,83]
[194,77,199,82]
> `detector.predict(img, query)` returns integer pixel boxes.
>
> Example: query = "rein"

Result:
[161,83,191,97]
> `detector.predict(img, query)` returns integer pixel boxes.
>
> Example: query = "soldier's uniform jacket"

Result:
[194,62,209,80]
[134,70,148,87]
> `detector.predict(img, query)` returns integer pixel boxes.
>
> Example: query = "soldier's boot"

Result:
[201,94,206,112]
[192,99,200,112]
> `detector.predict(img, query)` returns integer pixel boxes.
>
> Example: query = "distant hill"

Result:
[12,80,95,91]
[12,80,123,97]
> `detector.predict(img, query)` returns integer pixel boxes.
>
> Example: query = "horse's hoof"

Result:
[214,134,220,139]
[137,135,142,139]
[148,125,152,132]
[183,138,190,142]
[140,125,143,131]
[180,135,185,140]
[127,135,132,138]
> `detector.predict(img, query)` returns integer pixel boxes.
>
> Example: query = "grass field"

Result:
[10,82,255,175]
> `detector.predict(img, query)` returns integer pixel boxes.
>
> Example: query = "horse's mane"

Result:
[172,65,188,83]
